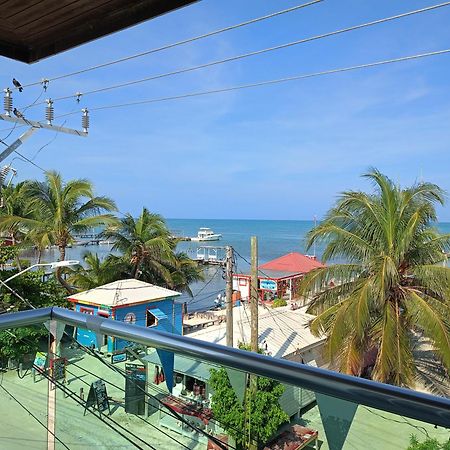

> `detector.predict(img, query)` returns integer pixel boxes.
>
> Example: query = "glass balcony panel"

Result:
[1,316,449,450]
[0,325,49,450]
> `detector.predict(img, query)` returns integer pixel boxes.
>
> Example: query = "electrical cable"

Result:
[30,119,66,162]
[62,354,236,446]
[0,382,71,450]
[18,0,323,90]
[0,86,45,143]
[0,87,47,173]
[61,365,191,450]
[26,326,228,448]
[9,150,46,173]
[34,1,450,106]
[363,406,431,438]
[35,364,150,450]
[4,46,450,133]
[40,47,450,118]
[78,344,231,450]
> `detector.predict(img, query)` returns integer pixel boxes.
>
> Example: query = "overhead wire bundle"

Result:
[4,1,450,124]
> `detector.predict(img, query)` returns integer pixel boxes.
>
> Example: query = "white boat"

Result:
[191,228,222,241]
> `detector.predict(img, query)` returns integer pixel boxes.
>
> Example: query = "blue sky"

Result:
[1,0,450,220]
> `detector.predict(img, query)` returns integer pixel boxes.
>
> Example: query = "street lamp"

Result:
[3,260,80,284]
[0,260,80,311]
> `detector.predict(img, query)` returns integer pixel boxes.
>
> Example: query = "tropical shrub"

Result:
[271,298,287,308]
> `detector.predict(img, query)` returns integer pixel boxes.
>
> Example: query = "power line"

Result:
[11,150,46,173]
[4,47,450,133]
[63,353,237,445]
[36,365,150,450]
[18,0,323,90]
[35,1,450,105]
[0,383,71,450]
[78,344,231,450]
[61,365,191,450]
[76,48,450,113]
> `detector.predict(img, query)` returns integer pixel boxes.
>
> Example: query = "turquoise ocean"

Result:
[40,219,450,312]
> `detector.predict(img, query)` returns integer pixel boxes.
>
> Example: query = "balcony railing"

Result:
[1,306,449,449]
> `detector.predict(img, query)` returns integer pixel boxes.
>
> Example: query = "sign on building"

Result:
[260,279,277,291]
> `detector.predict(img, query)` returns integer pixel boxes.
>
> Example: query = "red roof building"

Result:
[233,252,325,305]
[260,252,324,273]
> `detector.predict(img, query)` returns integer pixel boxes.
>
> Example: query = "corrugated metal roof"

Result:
[67,279,180,307]
[187,304,324,359]
[260,252,324,274]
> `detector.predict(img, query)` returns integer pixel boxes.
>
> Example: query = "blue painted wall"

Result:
[74,303,103,348]
[73,297,183,351]
[113,298,182,350]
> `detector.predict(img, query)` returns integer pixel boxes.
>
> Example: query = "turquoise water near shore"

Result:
[40,219,450,312]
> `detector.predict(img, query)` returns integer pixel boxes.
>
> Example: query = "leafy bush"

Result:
[271,298,287,308]
[407,435,450,450]
[209,368,289,449]
[0,326,47,363]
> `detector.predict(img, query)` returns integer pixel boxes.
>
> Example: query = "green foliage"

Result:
[0,326,47,362]
[102,207,204,295]
[238,342,264,354]
[271,298,287,308]
[299,169,450,386]
[0,270,68,312]
[0,245,18,265]
[407,435,450,450]
[0,171,118,291]
[209,368,289,449]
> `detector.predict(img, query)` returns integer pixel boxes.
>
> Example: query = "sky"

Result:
[1,0,450,220]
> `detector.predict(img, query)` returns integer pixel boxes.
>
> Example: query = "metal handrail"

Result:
[1,306,450,428]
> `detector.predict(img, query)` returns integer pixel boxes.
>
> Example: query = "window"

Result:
[80,307,94,315]
[239,278,248,286]
[146,309,158,327]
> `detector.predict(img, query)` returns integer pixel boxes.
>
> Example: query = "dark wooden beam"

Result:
[0,0,198,63]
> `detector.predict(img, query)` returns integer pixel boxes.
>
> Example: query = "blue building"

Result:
[68,279,183,352]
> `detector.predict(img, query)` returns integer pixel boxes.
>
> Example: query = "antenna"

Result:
[313,215,317,257]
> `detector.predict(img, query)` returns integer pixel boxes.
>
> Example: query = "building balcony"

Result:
[0,306,449,449]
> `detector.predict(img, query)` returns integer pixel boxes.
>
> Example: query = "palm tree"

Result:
[104,208,203,293]
[299,169,450,387]
[0,181,36,268]
[0,171,118,291]
[169,252,205,295]
[104,207,176,282]
[65,252,123,291]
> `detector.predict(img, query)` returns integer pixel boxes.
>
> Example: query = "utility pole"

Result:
[246,236,259,450]
[250,236,258,352]
[225,246,234,347]
[47,320,57,450]
[0,88,88,164]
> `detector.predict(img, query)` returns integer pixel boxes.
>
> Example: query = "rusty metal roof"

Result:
[0,0,198,63]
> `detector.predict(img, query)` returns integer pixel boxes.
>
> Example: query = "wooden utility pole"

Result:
[250,236,258,352]
[247,236,259,450]
[225,245,234,347]
[47,320,57,450]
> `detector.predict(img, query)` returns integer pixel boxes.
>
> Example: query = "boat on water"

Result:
[191,228,222,241]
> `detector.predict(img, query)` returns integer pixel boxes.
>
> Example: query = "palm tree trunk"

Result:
[15,254,22,271]
[12,232,22,271]
[57,246,74,293]
[36,248,42,264]
[131,257,141,279]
